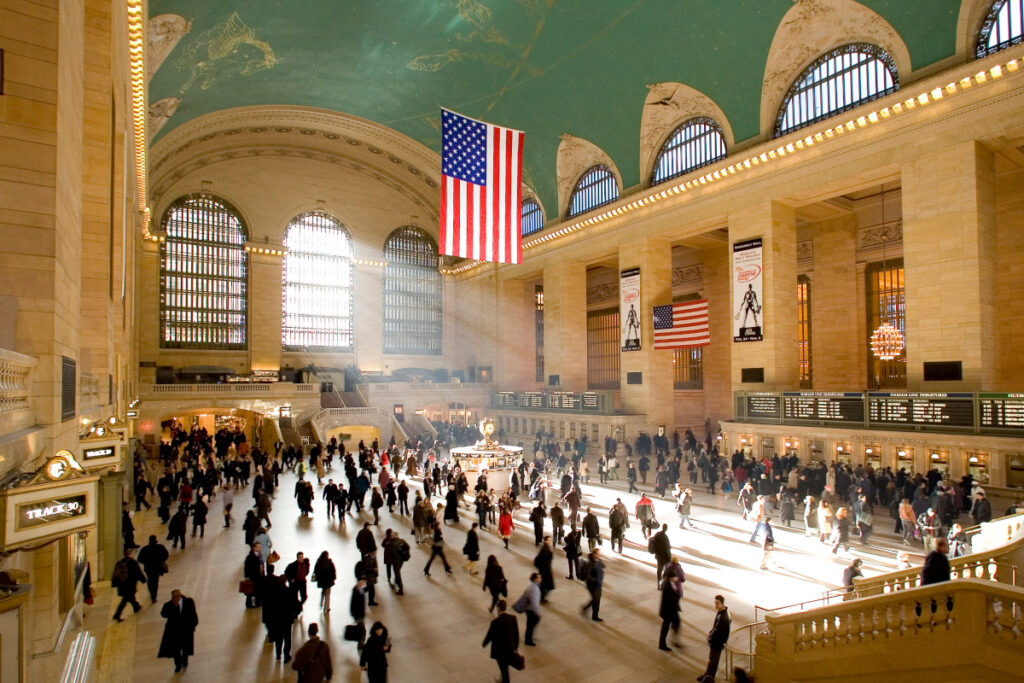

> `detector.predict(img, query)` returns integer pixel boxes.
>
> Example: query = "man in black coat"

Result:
[533,536,555,602]
[698,594,731,682]
[529,503,546,545]
[137,534,169,603]
[582,508,601,553]
[244,542,266,608]
[112,547,147,621]
[658,572,682,651]
[482,599,520,683]
[158,589,198,672]
[650,524,673,587]
[549,502,565,545]
[921,537,951,585]
[264,574,301,662]
[356,522,377,558]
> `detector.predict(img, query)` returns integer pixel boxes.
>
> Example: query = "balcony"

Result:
[140,383,318,399]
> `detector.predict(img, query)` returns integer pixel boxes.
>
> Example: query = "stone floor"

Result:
[88,465,927,682]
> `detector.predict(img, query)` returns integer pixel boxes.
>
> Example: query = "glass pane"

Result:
[383,227,442,355]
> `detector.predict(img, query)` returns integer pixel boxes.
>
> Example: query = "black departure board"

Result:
[979,393,1024,432]
[495,392,517,407]
[783,392,865,423]
[745,394,781,419]
[582,392,600,411]
[518,392,544,408]
[867,393,974,429]
[546,392,581,410]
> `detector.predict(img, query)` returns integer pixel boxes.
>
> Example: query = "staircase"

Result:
[338,391,365,407]
[320,390,344,408]
[279,417,301,447]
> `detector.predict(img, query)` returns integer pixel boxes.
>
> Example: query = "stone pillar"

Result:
[495,278,535,389]
[618,237,673,427]
[542,261,586,389]
[98,471,127,578]
[810,216,860,390]
[728,201,799,390]
[903,141,996,390]
[355,262,383,372]
[248,252,282,373]
[701,241,732,424]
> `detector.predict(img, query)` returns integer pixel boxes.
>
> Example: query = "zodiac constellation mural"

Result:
[174,11,277,94]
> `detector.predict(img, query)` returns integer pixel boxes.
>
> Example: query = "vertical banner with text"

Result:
[732,238,763,342]
[620,267,642,351]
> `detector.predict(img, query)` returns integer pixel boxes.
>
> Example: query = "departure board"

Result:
[546,392,581,410]
[745,394,782,419]
[867,393,974,428]
[494,392,517,407]
[582,392,600,411]
[783,392,865,423]
[518,392,544,408]
[979,393,1024,432]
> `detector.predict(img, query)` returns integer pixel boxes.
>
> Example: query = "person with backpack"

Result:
[292,623,332,683]
[111,547,147,622]
[387,532,410,595]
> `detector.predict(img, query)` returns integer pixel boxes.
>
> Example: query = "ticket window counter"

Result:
[897,447,915,474]
[738,435,754,458]
[1007,454,1024,488]
[783,438,800,464]
[834,442,852,465]
[966,452,990,485]
[929,449,951,477]
[809,439,824,464]
[761,437,776,461]
[864,445,882,471]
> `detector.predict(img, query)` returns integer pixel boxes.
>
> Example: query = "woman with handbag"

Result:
[360,621,391,682]
[483,555,507,612]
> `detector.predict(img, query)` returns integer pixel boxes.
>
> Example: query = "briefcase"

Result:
[344,622,366,642]
[238,579,254,595]
[509,651,525,671]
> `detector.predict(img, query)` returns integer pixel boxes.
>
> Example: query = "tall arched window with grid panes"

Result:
[775,44,898,138]
[383,227,442,355]
[978,0,1024,57]
[521,199,544,236]
[282,212,354,350]
[160,194,248,349]
[568,165,618,218]
[651,117,727,186]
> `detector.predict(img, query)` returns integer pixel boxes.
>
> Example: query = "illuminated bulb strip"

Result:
[126,0,149,236]
[444,54,1023,277]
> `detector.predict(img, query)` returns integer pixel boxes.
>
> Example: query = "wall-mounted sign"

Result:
[126,410,139,418]
[732,238,763,342]
[16,495,87,531]
[77,438,122,469]
[620,268,642,351]
[82,446,115,460]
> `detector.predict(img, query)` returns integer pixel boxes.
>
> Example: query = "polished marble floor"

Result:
[89,463,919,682]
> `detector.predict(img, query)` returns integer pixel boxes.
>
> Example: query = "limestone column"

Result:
[495,278,535,389]
[542,261,586,389]
[355,262,383,373]
[810,216,859,390]
[728,201,799,391]
[618,237,673,427]
[701,241,732,425]
[248,251,282,373]
[903,141,996,390]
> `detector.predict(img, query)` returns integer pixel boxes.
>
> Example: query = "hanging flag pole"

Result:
[440,108,525,265]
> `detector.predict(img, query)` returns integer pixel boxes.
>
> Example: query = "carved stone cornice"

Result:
[858,220,903,251]
[672,264,703,287]
[586,283,618,304]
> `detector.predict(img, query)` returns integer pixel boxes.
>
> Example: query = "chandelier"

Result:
[870,188,905,361]
[870,322,904,360]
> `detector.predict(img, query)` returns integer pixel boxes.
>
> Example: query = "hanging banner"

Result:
[732,238,763,342]
[620,267,642,352]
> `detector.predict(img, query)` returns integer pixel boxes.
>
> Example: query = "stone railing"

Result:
[756,579,1024,682]
[358,381,490,394]
[309,407,395,446]
[142,383,317,397]
[853,512,1024,596]
[0,348,36,415]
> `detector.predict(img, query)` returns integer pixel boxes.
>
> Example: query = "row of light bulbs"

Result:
[444,57,1020,277]
[126,0,149,238]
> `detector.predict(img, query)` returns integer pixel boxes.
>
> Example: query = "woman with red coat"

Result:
[498,505,515,550]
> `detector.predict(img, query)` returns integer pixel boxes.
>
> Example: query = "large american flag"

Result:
[653,300,711,349]
[440,109,525,264]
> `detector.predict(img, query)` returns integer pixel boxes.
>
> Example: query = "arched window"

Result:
[521,199,544,236]
[651,117,727,185]
[978,0,1024,57]
[282,211,354,350]
[160,194,247,349]
[775,44,898,138]
[383,227,442,355]
[567,165,618,218]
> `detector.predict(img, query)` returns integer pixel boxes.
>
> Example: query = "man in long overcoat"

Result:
[158,589,198,672]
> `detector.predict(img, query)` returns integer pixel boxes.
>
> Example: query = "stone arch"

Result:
[760,0,912,138]
[520,186,547,230]
[556,135,622,219]
[639,82,734,188]
[958,0,1008,59]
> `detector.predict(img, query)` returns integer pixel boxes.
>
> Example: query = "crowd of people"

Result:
[112,417,1005,682]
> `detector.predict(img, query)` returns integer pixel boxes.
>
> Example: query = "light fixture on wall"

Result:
[870,188,905,361]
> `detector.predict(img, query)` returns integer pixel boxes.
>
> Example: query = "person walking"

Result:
[423,522,452,576]
[244,542,266,609]
[550,502,565,545]
[580,548,604,621]
[533,536,555,602]
[386,532,409,595]
[636,493,656,539]
[221,485,234,527]
[463,523,481,574]
[658,572,682,651]
[191,496,208,538]
[157,589,198,672]
[356,522,378,558]
[609,503,626,554]
[167,506,188,550]
[842,558,863,595]
[564,525,582,579]
[697,595,731,682]
[921,537,952,585]
[285,552,311,605]
[356,551,380,607]
[483,599,520,683]
[266,570,300,662]
[529,503,546,545]
[350,579,368,650]
[482,554,509,611]
[313,550,336,612]
[360,621,391,682]
[111,548,147,622]
[498,506,515,549]
[513,573,543,646]
[582,508,601,553]
[137,535,169,604]
[292,623,332,683]
[650,524,673,587]
[677,487,695,529]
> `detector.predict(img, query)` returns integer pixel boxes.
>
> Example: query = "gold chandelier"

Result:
[870,322,904,360]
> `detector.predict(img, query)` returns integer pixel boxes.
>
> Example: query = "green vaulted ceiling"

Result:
[148,0,963,213]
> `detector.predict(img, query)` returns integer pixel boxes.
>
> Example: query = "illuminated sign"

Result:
[83,446,115,460]
[16,495,87,530]
[126,410,138,418]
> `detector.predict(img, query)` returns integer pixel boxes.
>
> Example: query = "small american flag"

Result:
[440,108,525,265]
[653,300,710,349]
